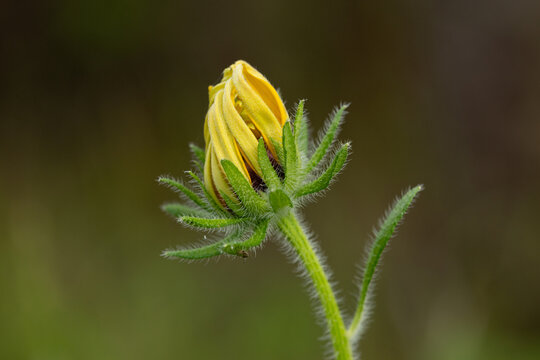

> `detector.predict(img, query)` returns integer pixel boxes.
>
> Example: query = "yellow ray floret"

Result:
[203,60,289,205]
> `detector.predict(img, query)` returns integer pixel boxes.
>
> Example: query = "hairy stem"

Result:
[277,211,353,360]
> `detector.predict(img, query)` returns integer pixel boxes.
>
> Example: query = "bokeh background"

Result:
[1,1,539,359]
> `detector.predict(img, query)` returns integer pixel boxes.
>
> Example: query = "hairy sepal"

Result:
[162,232,242,260]
[189,143,205,172]
[257,137,281,190]
[270,138,285,166]
[186,170,228,215]
[157,176,209,211]
[222,220,269,257]
[269,189,293,213]
[219,190,246,217]
[161,202,209,218]
[221,160,270,215]
[180,216,245,229]
[293,100,310,161]
[283,121,299,190]
[296,142,350,197]
[306,103,349,174]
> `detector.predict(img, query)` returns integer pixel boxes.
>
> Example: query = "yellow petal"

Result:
[238,60,288,126]
[211,148,236,200]
[204,141,219,203]
[206,89,251,181]
[207,66,233,105]
[222,80,261,175]
[204,113,210,150]
[208,82,225,105]
[221,66,233,82]
[231,62,285,155]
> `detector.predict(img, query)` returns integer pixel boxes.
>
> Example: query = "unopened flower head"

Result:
[203,60,288,203]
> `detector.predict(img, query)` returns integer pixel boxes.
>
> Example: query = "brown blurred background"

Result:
[1,1,539,359]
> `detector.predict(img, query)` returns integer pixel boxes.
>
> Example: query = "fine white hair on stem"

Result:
[273,213,347,360]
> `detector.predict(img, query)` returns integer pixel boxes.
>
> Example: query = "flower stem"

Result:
[277,211,353,360]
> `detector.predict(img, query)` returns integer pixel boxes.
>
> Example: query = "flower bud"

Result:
[203,60,288,203]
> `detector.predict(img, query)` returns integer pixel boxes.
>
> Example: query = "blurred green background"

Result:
[1,0,539,359]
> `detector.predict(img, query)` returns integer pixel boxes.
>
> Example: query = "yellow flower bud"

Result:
[203,60,289,203]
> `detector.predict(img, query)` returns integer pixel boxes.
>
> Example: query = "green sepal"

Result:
[186,170,227,215]
[162,232,242,260]
[306,104,349,174]
[189,143,205,173]
[269,189,293,213]
[221,160,269,214]
[348,185,423,337]
[219,190,246,217]
[283,121,299,189]
[161,203,209,218]
[189,143,206,166]
[270,138,285,166]
[158,176,208,210]
[296,143,350,197]
[222,220,269,257]
[258,137,281,190]
[293,100,309,158]
[180,216,245,229]
[162,242,223,260]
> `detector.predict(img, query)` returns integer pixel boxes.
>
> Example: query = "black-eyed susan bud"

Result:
[203,60,289,203]
[160,57,422,360]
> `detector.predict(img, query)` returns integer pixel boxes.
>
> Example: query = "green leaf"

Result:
[180,216,245,229]
[222,220,269,257]
[258,137,281,190]
[221,160,269,214]
[162,232,241,260]
[269,189,293,213]
[306,104,349,174]
[293,100,309,158]
[158,176,208,210]
[186,170,227,215]
[348,185,423,338]
[296,143,350,197]
[283,122,299,189]
[161,203,208,218]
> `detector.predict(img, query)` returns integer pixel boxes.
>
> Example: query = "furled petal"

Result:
[211,149,236,200]
[206,91,251,181]
[239,61,288,126]
[204,141,219,202]
[231,62,286,156]
[204,113,210,150]
[222,80,261,175]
